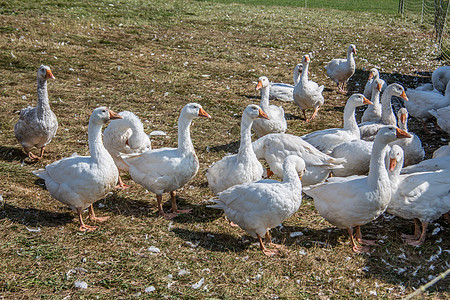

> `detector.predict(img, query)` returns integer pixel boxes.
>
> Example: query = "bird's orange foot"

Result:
[262,248,279,257]
[352,244,370,253]
[115,183,131,189]
[88,216,110,223]
[268,243,283,249]
[79,224,97,232]
[229,221,239,227]
[356,238,377,246]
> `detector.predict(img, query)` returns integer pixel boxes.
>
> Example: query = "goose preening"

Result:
[325,44,356,93]
[304,126,411,253]
[121,103,211,219]
[362,68,386,100]
[103,111,151,189]
[431,65,450,94]
[252,76,287,137]
[389,108,424,167]
[386,145,450,246]
[293,54,325,122]
[252,133,346,186]
[208,155,306,257]
[32,107,122,232]
[361,78,384,123]
[301,94,372,154]
[359,83,408,141]
[266,64,302,102]
[207,105,268,195]
[429,105,450,134]
[14,65,57,161]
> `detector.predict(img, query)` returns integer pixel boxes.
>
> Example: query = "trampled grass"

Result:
[0,0,448,298]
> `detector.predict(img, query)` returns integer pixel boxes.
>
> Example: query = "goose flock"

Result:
[13,53,450,256]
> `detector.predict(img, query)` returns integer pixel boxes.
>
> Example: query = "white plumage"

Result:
[325,44,356,93]
[429,105,450,134]
[266,64,302,102]
[361,78,384,123]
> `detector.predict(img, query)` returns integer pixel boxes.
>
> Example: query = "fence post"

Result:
[398,0,404,16]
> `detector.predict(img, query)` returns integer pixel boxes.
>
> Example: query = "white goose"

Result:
[389,107,424,167]
[14,65,57,161]
[429,105,450,134]
[252,76,287,137]
[252,133,346,186]
[32,107,122,232]
[103,111,151,189]
[359,83,408,141]
[325,44,356,93]
[330,139,373,177]
[401,151,450,174]
[363,68,386,99]
[433,142,450,158]
[208,155,306,257]
[301,94,372,154]
[304,126,411,253]
[207,104,268,195]
[121,103,210,218]
[361,78,384,123]
[293,54,325,122]
[267,64,302,102]
[431,65,450,94]
[386,145,450,246]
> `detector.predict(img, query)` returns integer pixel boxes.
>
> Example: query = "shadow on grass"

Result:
[208,140,239,153]
[0,145,27,163]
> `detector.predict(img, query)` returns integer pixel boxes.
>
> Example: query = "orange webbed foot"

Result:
[79,224,97,232]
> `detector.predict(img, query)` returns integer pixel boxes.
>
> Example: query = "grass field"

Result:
[0,0,449,298]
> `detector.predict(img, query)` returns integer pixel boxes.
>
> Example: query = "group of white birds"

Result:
[13,46,450,256]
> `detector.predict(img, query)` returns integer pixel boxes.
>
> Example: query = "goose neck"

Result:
[367,138,390,188]
[36,77,50,118]
[371,89,381,105]
[380,90,396,125]
[342,103,359,137]
[88,121,109,162]
[259,86,270,111]
[238,115,254,155]
[282,164,302,188]
[301,62,309,83]
[177,114,194,154]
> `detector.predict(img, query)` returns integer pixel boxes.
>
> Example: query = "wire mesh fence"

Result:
[400,0,450,60]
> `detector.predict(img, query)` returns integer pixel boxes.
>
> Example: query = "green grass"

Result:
[0,0,449,298]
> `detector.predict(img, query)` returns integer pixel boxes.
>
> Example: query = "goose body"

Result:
[361,78,384,123]
[325,44,356,92]
[293,54,325,122]
[433,142,450,158]
[359,83,408,141]
[252,133,346,186]
[330,139,373,177]
[266,64,302,102]
[252,76,287,137]
[207,105,268,195]
[304,126,411,252]
[14,65,57,161]
[386,145,450,246]
[208,155,306,256]
[32,107,122,232]
[121,103,210,218]
[401,154,450,174]
[429,105,450,134]
[302,94,372,154]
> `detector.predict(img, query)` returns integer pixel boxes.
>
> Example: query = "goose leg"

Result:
[88,205,109,222]
[257,234,278,257]
[401,218,421,241]
[306,107,320,123]
[169,191,192,215]
[24,147,39,161]
[355,225,377,246]
[38,146,45,159]
[156,194,173,219]
[76,207,97,232]
[265,231,282,249]
[405,221,428,246]
[302,109,308,122]
[347,227,369,253]
[116,174,131,189]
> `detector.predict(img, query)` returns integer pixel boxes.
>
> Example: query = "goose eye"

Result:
[102,110,106,113]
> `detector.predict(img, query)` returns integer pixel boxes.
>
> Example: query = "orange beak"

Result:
[396,127,411,139]
[389,158,397,172]
[368,73,374,80]
[258,108,270,120]
[353,48,357,54]
[109,109,123,120]
[46,69,55,79]
[400,113,407,124]
[255,81,263,91]
[305,56,310,62]
[198,107,211,118]
[363,97,373,105]
[377,83,382,91]
[400,91,408,102]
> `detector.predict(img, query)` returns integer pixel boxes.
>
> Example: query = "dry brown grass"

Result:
[0,0,448,298]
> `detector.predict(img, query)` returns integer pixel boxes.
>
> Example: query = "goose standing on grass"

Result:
[207,105,268,195]
[304,126,411,253]
[293,54,325,122]
[208,156,306,257]
[252,133,346,186]
[14,65,57,161]
[359,83,408,141]
[252,76,287,137]
[429,105,450,134]
[267,64,302,102]
[386,145,450,246]
[431,65,450,94]
[363,68,386,99]
[301,94,372,154]
[325,44,356,93]
[103,111,151,189]
[32,107,122,232]
[121,103,210,219]
[389,108,424,167]
[361,78,384,123]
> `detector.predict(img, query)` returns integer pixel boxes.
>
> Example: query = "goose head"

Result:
[348,44,357,55]
[37,65,55,80]
[373,78,384,92]
[180,103,211,120]
[244,104,269,121]
[397,107,408,127]
[347,93,372,107]
[375,125,411,145]
[255,76,270,91]
[90,107,123,126]
[368,68,379,80]
[284,155,306,179]
[387,144,404,172]
[386,83,408,102]
[302,54,310,65]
